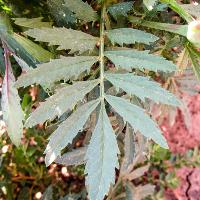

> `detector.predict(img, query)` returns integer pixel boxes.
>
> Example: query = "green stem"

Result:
[99,1,106,100]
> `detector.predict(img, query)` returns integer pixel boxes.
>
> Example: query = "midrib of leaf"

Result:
[98,104,106,197]
[91,3,108,196]
[99,2,106,100]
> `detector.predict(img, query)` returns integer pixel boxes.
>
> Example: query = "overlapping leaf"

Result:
[108,2,133,20]
[13,33,53,63]
[160,0,193,23]
[106,95,168,148]
[13,55,30,71]
[121,124,135,173]
[16,56,98,88]
[129,16,188,37]
[44,99,100,166]
[105,50,176,72]
[105,73,180,106]
[25,80,99,127]
[143,0,157,10]
[0,14,53,65]
[85,103,119,200]
[180,4,200,19]
[42,186,53,200]
[13,17,53,28]
[126,182,155,200]
[64,0,98,22]
[55,147,87,166]
[106,28,158,45]
[1,51,24,146]
[187,44,200,80]
[47,0,76,26]
[25,27,99,53]
[0,47,5,75]
[126,182,135,200]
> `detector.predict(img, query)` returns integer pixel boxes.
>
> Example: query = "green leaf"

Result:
[0,15,53,65]
[25,80,99,127]
[121,124,135,173]
[105,95,168,148]
[12,17,53,29]
[127,164,150,180]
[16,56,98,88]
[0,47,5,75]
[42,185,53,200]
[55,147,87,166]
[13,33,53,63]
[160,0,193,23]
[2,33,53,67]
[64,0,98,22]
[1,51,24,146]
[105,73,180,106]
[129,16,188,37]
[25,27,99,53]
[187,44,200,80]
[105,50,176,72]
[180,4,200,19]
[108,2,133,20]
[48,0,76,26]
[85,102,119,200]
[125,182,135,200]
[0,13,12,33]
[106,28,158,45]
[13,55,30,71]
[176,68,199,95]
[44,99,100,166]
[143,0,157,10]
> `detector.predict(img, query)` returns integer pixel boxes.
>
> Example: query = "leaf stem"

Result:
[99,1,106,99]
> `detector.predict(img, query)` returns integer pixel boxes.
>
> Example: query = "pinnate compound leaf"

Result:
[25,27,98,53]
[105,50,176,72]
[55,147,87,166]
[105,95,168,148]
[108,2,133,20]
[143,0,157,10]
[105,73,180,106]
[13,17,53,29]
[1,50,24,146]
[25,80,99,127]
[106,28,158,45]
[64,0,98,22]
[44,99,100,166]
[85,103,119,200]
[16,56,98,88]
